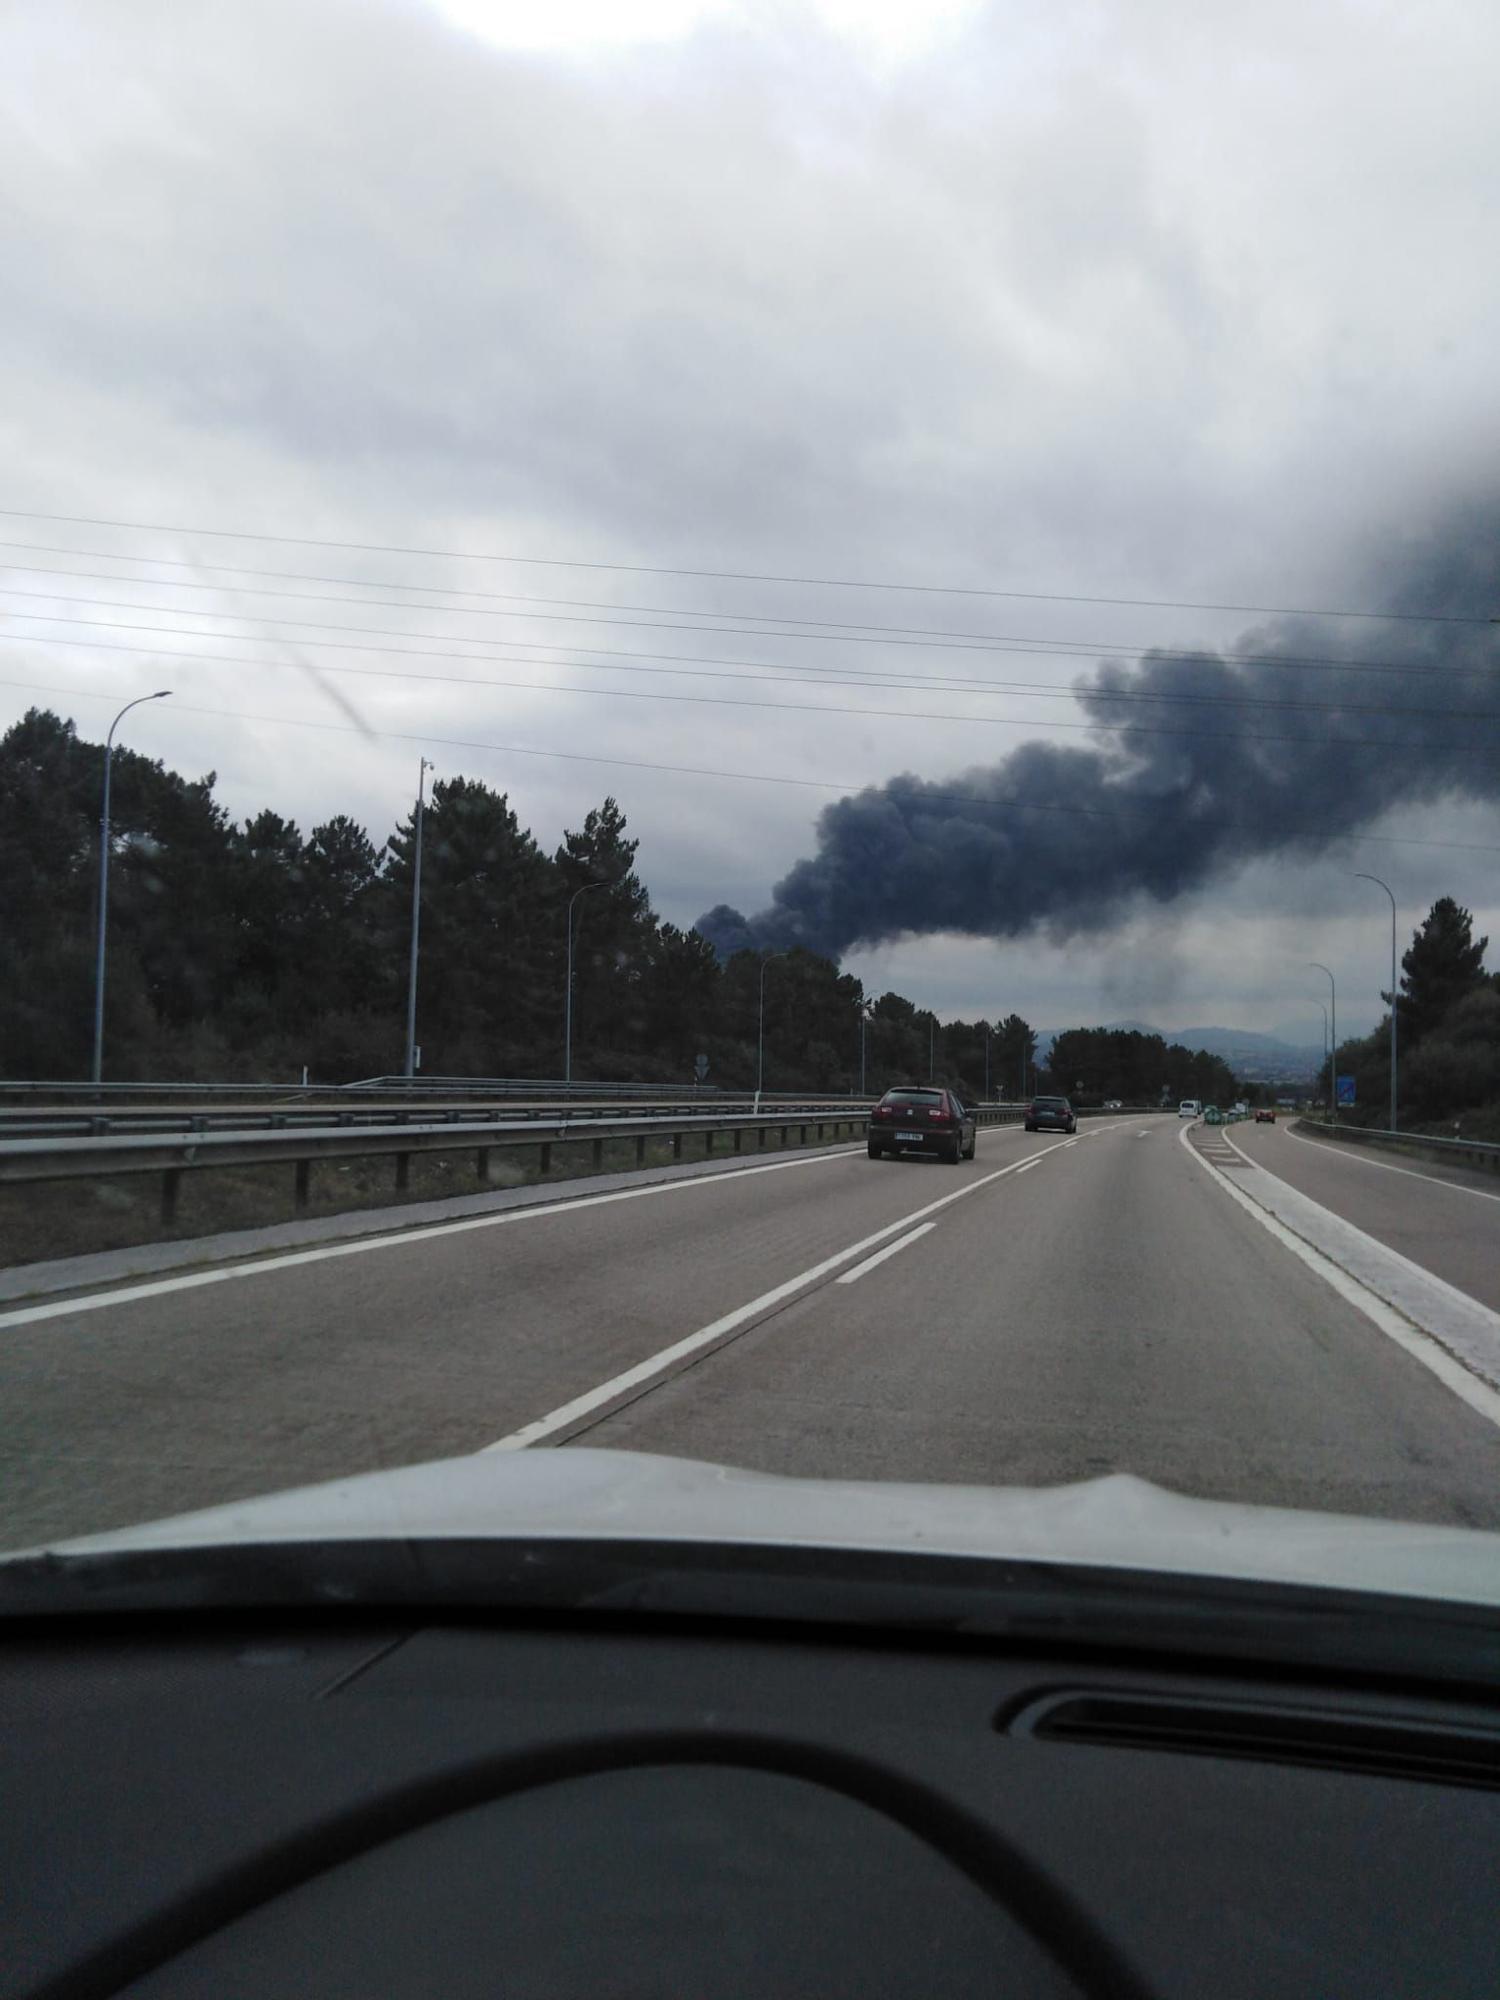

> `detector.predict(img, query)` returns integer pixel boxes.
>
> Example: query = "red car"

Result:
[1254,1107,1276,1123]
[868,1086,977,1164]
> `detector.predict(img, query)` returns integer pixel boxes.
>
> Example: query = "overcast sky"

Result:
[3,0,1497,1043]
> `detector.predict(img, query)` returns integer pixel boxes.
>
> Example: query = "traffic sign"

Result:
[1336,1074,1356,1106]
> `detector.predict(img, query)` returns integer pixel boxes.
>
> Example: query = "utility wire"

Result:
[4,597,1499,721]
[4,627,1499,753]
[0,505,1488,625]
[0,545,1488,678]
[6,672,1498,855]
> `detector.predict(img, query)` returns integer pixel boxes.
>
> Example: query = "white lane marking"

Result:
[1060,1138,1079,1149]
[835,1223,936,1285]
[1223,1128,1499,1307]
[484,1143,1070,1451]
[1137,1131,1152,1139]
[0,1142,869,1330]
[1179,1122,1500,1432]
[1281,1120,1500,1204]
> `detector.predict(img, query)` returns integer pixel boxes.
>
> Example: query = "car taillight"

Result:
[929,1108,951,1121]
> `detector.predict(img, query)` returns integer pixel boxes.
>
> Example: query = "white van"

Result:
[1178,1099,1202,1119]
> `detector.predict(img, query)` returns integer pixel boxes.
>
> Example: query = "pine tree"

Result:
[1394,898,1488,1048]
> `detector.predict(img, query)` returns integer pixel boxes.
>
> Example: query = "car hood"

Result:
[13,1448,1500,1610]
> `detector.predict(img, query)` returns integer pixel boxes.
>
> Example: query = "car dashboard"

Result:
[5,1595,1500,1999]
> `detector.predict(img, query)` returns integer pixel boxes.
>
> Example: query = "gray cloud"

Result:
[2,0,1498,1034]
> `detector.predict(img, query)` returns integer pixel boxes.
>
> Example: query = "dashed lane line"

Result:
[835,1223,936,1285]
[484,1140,1074,1451]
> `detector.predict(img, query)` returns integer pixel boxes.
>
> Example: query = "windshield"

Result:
[2,0,1499,1582]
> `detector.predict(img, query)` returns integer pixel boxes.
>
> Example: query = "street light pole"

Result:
[91,690,171,1084]
[564,879,608,1085]
[1309,962,1337,1121]
[757,951,786,1099]
[1354,873,1398,1131]
[858,1000,868,1096]
[928,1013,935,1082]
[983,1026,991,1103]
[403,758,433,1080]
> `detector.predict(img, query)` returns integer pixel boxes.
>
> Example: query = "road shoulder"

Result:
[1179,1121,1500,1416]
[0,1140,865,1306]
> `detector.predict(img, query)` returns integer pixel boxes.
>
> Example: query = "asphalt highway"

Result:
[3,1116,1499,1547]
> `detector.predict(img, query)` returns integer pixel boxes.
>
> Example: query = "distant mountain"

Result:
[1033,1021,1322,1081]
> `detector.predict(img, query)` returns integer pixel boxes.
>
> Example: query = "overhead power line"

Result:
[3,594,1499,724]
[0,550,1492,680]
[5,671,1499,856]
[4,627,1499,754]
[0,506,1488,626]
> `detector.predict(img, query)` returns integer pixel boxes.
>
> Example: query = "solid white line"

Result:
[1222,1128,1500,1309]
[835,1223,936,1285]
[1179,1122,1500,1432]
[1281,1119,1500,1203]
[1013,1158,1042,1174]
[0,1141,866,1330]
[484,1143,1069,1451]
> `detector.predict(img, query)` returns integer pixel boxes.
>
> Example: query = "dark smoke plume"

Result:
[698,506,1499,960]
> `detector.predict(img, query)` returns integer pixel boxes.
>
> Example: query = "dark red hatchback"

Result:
[867,1086,977,1164]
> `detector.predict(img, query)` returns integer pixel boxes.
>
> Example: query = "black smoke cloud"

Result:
[698,506,1500,960]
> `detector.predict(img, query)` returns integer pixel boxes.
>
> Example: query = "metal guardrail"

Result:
[1294,1119,1500,1173]
[2,1103,1026,1229]
[0,1094,890,1142]
[0,1077,851,1107]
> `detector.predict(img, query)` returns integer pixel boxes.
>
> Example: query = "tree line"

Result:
[2,707,1262,1103]
[1043,1028,1241,1108]
[0,708,1030,1095]
[1332,897,1500,1137]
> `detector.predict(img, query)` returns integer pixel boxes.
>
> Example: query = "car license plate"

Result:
[896,1130,923,1141]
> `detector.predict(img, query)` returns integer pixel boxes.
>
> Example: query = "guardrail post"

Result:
[395,1153,410,1194]
[635,1134,646,1166]
[539,1142,552,1176]
[672,1132,683,1160]
[591,1137,604,1170]
[160,1169,180,1227]
[294,1158,311,1211]
[799,1123,807,1145]
[705,1129,715,1154]
[734,1127,743,1152]
[476,1146,490,1184]
[816,1121,824,1142]
[782,1125,789,1146]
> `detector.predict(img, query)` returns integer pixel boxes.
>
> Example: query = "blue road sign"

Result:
[1336,1074,1356,1106]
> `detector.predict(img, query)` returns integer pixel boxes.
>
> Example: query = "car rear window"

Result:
[1033,1097,1068,1108]
[882,1090,944,1106]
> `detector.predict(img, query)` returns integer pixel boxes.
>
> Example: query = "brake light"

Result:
[875,1105,893,1118]
[928,1107,951,1122]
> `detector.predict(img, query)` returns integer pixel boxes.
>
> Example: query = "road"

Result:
[1228,1117,1500,1313]
[3,1116,1499,1548]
